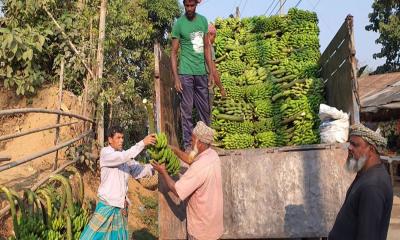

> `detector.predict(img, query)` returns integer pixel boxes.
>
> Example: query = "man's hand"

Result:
[220,87,227,98]
[143,134,156,146]
[208,74,215,89]
[174,77,183,93]
[150,161,167,175]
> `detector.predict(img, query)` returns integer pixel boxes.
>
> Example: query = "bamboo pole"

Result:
[54,58,65,170]
[95,0,108,147]
[0,122,78,142]
[0,130,92,172]
[0,108,94,123]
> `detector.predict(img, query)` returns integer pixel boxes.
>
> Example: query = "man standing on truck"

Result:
[80,126,156,239]
[171,0,214,152]
[151,121,224,240]
[329,123,393,240]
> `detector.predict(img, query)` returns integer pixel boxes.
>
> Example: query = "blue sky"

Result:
[197,0,385,70]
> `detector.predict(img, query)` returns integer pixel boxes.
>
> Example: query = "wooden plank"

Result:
[155,44,187,240]
[325,62,354,115]
[319,20,348,67]
[320,36,351,80]
[0,155,11,162]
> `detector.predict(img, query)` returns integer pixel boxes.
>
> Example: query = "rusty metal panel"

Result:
[358,72,400,99]
[156,144,354,239]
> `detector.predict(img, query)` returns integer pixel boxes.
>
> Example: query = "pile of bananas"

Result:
[147,133,180,176]
[1,166,91,240]
[223,133,255,149]
[211,7,324,149]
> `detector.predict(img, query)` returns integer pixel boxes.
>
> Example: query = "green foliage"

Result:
[0,0,180,146]
[0,0,98,95]
[0,26,50,95]
[366,0,400,73]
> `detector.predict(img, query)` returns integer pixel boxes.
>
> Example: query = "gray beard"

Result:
[188,142,199,162]
[346,155,367,173]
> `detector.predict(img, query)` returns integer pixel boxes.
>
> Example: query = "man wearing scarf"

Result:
[329,123,393,240]
[152,121,224,240]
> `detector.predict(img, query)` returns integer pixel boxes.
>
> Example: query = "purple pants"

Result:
[179,74,210,150]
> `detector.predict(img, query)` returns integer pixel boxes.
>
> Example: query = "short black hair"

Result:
[183,0,198,4]
[107,126,124,138]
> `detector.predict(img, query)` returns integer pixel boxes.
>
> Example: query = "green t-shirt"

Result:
[172,14,208,75]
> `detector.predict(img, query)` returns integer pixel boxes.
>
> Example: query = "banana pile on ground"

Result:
[212,8,324,149]
[0,166,90,240]
[147,133,180,176]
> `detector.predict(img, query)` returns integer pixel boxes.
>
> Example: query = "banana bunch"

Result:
[224,85,246,101]
[275,127,292,146]
[245,82,274,103]
[217,59,247,77]
[72,206,90,239]
[290,48,320,63]
[43,229,63,240]
[223,133,255,149]
[286,33,319,50]
[243,42,264,63]
[288,119,319,145]
[221,121,254,135]
[147,133,180,176]
[254,118,275,133]
[288,8,318,23]
[213,98,253,121]
[249,15,287,33]
[255,131,277,148]
[244,68,263,85]
[280,97,311,119]
[254,99,273,119]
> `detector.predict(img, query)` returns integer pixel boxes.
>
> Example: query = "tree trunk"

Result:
[96,0,107,146]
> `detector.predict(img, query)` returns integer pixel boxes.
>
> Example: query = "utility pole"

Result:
[279,0,284,16]
[96,0,107,146]
[235,6,240,18]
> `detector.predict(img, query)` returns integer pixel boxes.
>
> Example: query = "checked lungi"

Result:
[79,201,128,240]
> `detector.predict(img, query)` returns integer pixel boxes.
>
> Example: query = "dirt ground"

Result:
[0,85,158,239]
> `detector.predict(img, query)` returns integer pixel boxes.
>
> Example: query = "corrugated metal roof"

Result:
[358,72,400,112]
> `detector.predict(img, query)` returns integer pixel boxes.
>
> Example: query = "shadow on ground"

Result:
[132,228,157,240]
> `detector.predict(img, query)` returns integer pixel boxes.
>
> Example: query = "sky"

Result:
[197,0,385,70]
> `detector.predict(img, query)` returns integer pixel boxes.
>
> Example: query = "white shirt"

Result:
[97,141,153,208]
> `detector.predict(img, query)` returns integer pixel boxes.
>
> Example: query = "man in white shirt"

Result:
[80,126,156,239]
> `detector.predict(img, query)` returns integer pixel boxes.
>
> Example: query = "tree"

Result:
[366,0,400,73]
[0,0,181,147]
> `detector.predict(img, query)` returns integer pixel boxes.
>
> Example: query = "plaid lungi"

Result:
[79,201,128,240]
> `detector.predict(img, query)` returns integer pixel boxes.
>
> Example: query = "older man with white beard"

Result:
[151,121,224,240]
[328,123,393,240]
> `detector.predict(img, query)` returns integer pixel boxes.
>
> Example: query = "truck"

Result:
[153,15,359,239]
